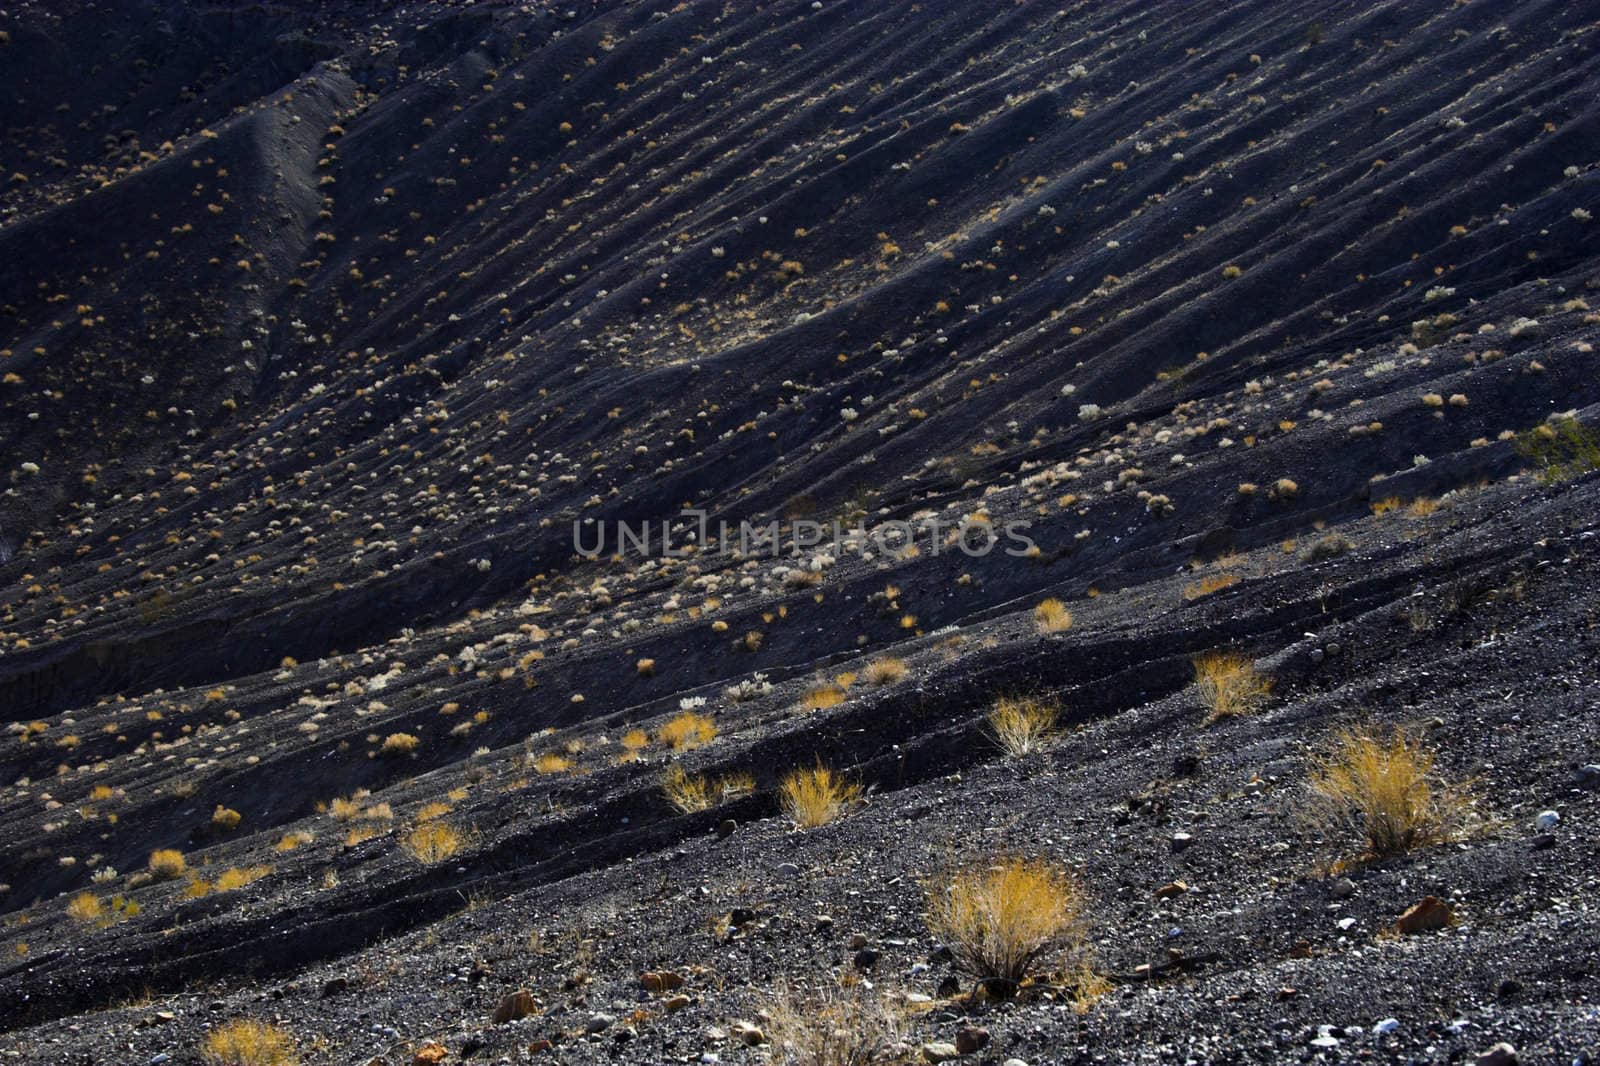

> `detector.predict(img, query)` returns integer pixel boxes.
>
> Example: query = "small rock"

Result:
[1535,810,1560,829]
[1530,832,1557,851]
[954,1026,990,1054]
[1002,1060,1031,1066]
[922,1043,961,1063]
[1576,765,1600,789]
[1474,1043,1518,1066]
[853,948,881,969]
[664,994,692,1013]
[1496,978,1523,1000]
[716,819,737,840]
[815,915,834,932]
[1375,1018,1400,1035]
[1170,832,1194,852]
[1395,896,1453,935]
[1330,877,1356,899]
[614,1026,637,1044]
[776,862,800,878]
[1309,647,1325,665]
[411,1043,448,1066]
[848,933,869,950]
[148,1057,170,1066]
[492,990,539,1024]
[321,977,348,998]
[731,1021,766,1047]
[1275,987,1298,1001]
[585,1013,615,1035]
[1154,880,1188,900]
[702,1026,727,1043]
[641,970,686,992]
[527,1039,553,1054]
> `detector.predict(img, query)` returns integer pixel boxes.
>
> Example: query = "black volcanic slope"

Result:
[2,1,1600,1062]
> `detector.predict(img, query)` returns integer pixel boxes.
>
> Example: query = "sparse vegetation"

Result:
[1515,416,1600,483]
[1191,651,1271,721]
[1305,726,1476,859]
[987,696,1058,756]
[1033,598,1073,633]
[764,977,903,1066]
[200,1019,299,1066]
[778,764,862,828]
[403,821,464,864]
[148,849,187,881]
[926,857,1093,998]
[380,732,421,756]
[861,656,908,685]
[657,712,717,750]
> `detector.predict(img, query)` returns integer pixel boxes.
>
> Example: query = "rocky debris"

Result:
[922,1042,962,1063]
[584,1013,615,1035]
[730,1021,766,1047]
[1576,765,1600,789]
[1154,880,1188,900]
[491,989,539,1024]
[1396,896,1454,935]
[410,1043,447,1066]
[954,1026,990,1054]
[640,970,685,993]
[1474,1042,1519,1066]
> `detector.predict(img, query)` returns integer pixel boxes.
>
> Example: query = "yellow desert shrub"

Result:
[925,857,1091,996]
[657,712,716,751]
[779,764,862,829]
[987,696,1058,757]
[200,1019,298,1066]
[1033,598,1073,634]
[1191,651,1271,721]
[402,821,463,864]
[1306,725,1476,858]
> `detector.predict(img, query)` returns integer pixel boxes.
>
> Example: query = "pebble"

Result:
[922,1043,961,1063]
[731,1021,765,1047]
[1474,1043,1518,1066]
[1331,878,1356,899]
[776,862,801,878]
[1576,765,1600,789]
[1535,810,1560,829]
[1375,1018,1400,1034]
[1170,832,1194,852]
[716,819,737,839]
[1002,1060,1031,1066]
[585,1013,614,1034]
[848,933,869,950]
[955,1026,990,1054]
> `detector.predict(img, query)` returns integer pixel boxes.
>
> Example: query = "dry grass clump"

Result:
[380,732,420,756]
[1183,573,1239,600]
[211,805,243,830]
[764,977,904,1066]
[402,821,464,864]
[861,656,908,685]
[1191,651,1272,721]
[986,696,1058,757]
[662,765,756,813]
[148,848,187,881]
[1306,726,1476,859]
[1033,598,1073,634]
[214,865,272,892]
[415,801,453,822]
[925,857,1093,998]
[200,1019,299,1066]
[779,764,862,828]
[657,712,717,750]
[533,752,573,774]
[620,728,649,751]
[66,892,105,925]
[799,683,848,711]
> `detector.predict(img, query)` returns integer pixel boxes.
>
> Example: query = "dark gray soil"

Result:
[2,1,1599,1064]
